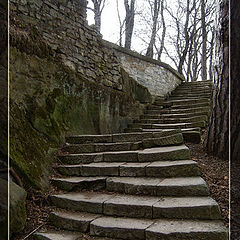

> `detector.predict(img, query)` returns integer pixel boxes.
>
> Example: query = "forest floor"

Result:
[186,130,229,228]
[12,130,230,240]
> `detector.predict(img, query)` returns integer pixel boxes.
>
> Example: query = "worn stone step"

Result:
[171,92,211,98]
[66,135,113,144]
[180,80,213,85]
[129,121,205,130]
[167,102,210,109]
[58,144,190,164]
[62,142,138,154]
[49,211,100,232]
[159,107,210,114]
[51,176,107,191]
[169,95,211,100]
[161,98,210,105]
[50,192,219,220]
[62,133,185,154]
[145,219,227,240]
[91,216,153,240]
[142,127,201,133]
[141,112,208,120]
[106,176,209,196]
[34,230,117,240]
[90,217,226,240]
[149,102,210,110]
[135,116,207,124]
[142,128,201,144]
[34,230,83,240]
[54,160,198,181]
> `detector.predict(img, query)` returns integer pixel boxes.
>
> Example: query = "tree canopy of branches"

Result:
[135,0,215,81]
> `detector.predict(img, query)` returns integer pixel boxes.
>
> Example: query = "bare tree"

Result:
[201,0,207,81]
[90,0,107,32]
[124,0,136,49]
[146,0,161,58]
[116,0,125,47]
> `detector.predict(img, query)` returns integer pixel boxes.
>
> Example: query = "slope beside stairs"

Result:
[34,80,228,240]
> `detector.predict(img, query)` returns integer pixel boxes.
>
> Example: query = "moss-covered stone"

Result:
[10,181,27,236]
[10,47,149,190]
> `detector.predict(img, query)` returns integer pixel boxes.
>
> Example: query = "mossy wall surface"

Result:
[10,42,150,190]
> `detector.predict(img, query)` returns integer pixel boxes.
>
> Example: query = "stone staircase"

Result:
[34,81,228,240]
[125,80,213,143]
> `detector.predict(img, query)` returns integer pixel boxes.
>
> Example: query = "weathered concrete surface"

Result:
[90,216,153,240]
[145,219,228,240]
[50,211,100,232]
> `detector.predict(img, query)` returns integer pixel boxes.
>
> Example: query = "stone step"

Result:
[34,230,83,240]
[146,219,227,240]
[66,133,155,144]
[167,102,210,109]
[149,102,210,110]
[159,107,210,114]
[169,95,211,100]
[66,131,183,145]
[106,176,209,196]
[141,112,208,120]
[171,92,211,98]
[62,133,184,154]
[180,80,212,85]
[91,217,226,240]
[142,127,201,133]
[51,176,107,191]
[135,116,207,124]
[174,86,211,91]
[141,128,201,144]
[62,142,139,154]
[128,121,206,130]
[50,193,220,221]
[161,98,210,106]
[34,230,116,240]
[54,160,199,180]
[58,145,190,164]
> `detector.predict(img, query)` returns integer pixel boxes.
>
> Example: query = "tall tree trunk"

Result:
[230,1,240,238]
[124,0,136,49]
[91,0,106,32]
[157,0,166,61]
[146,0,160,58]
[230,0,240,162]
[177,0,190,75]
[201,0,208,81]
[205,0,229,159]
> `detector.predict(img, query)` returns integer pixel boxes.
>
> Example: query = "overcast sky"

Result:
[86,0,177,65]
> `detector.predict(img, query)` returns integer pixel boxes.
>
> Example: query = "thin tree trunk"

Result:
[230,0,240,162]
[146,0,160,58]
[201,0,208,81]
[157,0,166,61]
[177,0,190,75]
[124,0,135,49]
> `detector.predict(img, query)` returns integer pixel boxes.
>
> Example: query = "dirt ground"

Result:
[12,133,230,240]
